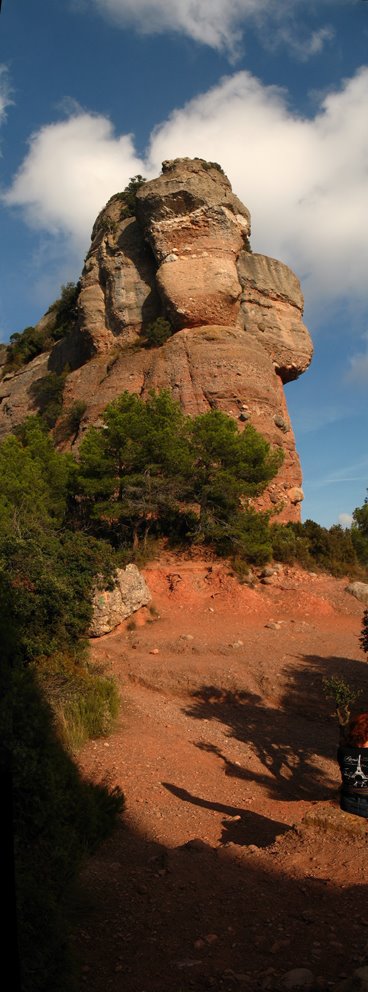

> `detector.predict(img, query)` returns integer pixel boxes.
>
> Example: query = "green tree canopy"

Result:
[75,390,282,559]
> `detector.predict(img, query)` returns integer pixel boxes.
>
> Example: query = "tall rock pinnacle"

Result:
[0,158,313,521]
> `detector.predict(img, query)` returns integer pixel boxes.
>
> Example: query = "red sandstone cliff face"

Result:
[0,158,313,522]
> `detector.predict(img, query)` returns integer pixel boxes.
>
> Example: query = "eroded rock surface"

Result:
[0,157,313,521]
[90,564,151,637]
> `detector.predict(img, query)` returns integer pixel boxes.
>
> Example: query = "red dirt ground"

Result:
[72,556,368,992]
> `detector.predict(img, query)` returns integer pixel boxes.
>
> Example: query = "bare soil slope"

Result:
[72,558,368,991]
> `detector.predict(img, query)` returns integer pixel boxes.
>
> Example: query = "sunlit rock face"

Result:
[0,158,313,522]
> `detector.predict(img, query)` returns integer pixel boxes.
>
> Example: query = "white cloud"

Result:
[347,332,368,385]
[3,66,368,310]
[91,1,334,60]
[338,513,353,528]
[0,65,12,128]
[3,113,146,251]
[92,0,269,56]
[265,24,335,61]
[147,68,368,305]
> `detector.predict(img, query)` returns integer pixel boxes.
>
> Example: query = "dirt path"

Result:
[72,559,368,991]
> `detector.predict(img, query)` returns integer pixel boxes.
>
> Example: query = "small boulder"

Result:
[335,967,368,992]
[282,969,315,990]
[345,582,368,606]
[287,487,304,505]
[90,564,151,636]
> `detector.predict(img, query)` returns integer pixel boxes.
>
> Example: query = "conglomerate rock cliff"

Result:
[0,158,313,521]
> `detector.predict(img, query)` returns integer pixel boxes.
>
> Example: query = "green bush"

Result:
[54,401,87,442]
[270,518,367,577]
[361,609,368,655]
[0,420,116,660]
[30,372,66,428]
[352,490,368,566]
[116,174,146,217]
[0,421,123,990]
[5,326,44,370]
[74,390,282,564]
[323,675,362,739]
[48,667,120,751]
[142,317,173,348]
[4,283,79,373]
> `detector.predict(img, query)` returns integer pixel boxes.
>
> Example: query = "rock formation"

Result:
[90,564,151,637]
[0,158,313,521]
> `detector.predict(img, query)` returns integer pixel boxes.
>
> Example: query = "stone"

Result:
[282,969,315,990]
[89,564,151,636]
[287,487,304,505]
[345,582,368,605]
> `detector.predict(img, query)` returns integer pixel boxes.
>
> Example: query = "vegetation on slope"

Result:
[3,282,79,373]
[2,388,367,989]
[0,417,123,991]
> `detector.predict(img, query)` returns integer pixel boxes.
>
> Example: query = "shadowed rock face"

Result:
[0,157,313,521]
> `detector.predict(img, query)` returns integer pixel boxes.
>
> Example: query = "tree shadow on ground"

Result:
[183,654,368,803]
[162,782,290,847]
[70,814,368,992]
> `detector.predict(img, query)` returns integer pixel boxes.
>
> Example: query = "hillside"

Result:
[72,557,368,992]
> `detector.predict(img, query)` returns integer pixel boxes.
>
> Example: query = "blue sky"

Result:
[0,0,367,527]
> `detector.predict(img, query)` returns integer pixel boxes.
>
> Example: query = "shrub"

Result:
[352,490,368,566]
[323,675,362,739]
[47,281,79,335]
[75,390,282,565]
[3,284,79,374]
[271,519,366,577]
[0,424,116,660]
[30,372,66,428]
[53,671,120,751]
[116,174,146,217]
[5,326,44,371]
[361,609,368,655]
[0,417,124,990]
[142,317,173,348]
[54,401,87,443]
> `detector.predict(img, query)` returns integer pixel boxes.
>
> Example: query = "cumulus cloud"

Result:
[338,513,353,528]
[148,68,368,304]
[4,113,146,250]
[347,332,368,385]
[3,66,368,308]
[91,0,334,59]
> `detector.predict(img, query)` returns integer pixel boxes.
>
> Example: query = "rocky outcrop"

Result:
[135,158,250,330]
[0,157,313,521]
[90,564,151,636]
[345,581,368,605]
[237,252,312,382]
